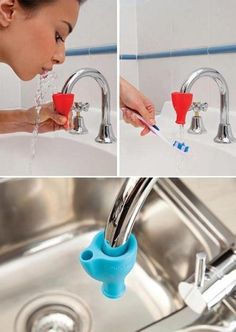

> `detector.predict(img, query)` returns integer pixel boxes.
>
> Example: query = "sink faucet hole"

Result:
[81,250,93,261]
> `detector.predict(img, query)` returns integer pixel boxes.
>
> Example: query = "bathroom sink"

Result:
[120,102,236,176]
[0,108,117,176]
[177,327,230,332]
[0,133,116,176]
[0,178,235,332]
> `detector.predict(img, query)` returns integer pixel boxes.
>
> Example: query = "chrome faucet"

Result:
[180,67,236,144]
[179,249,236,314]
[105,177,157,248]
[62,68,116,144]
[105,177,236,314]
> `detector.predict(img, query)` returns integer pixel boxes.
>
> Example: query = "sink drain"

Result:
[15,292,92,332]
[27,304,80,332]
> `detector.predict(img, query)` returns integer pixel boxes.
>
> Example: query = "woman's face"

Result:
[2,0,79,80]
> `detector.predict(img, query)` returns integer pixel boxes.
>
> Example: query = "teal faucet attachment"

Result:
[80,230,137,299]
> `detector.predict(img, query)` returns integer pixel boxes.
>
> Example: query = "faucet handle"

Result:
[188,102,208,134]
[70,101,89,135]
[73,102,90,113]
[194,252,207,288]
[190,102,208,115]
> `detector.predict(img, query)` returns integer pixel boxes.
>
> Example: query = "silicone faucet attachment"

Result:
[52,93,75,118]
[80,230,137,299]
[171,92,193,125]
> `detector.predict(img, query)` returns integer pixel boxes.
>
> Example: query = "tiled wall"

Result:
[121,0,236,117]
[120,0,139,88]
[0,64,21,109]
[1,0,117,112]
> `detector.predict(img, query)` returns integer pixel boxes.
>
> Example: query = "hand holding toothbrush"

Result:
[120,77,156,136]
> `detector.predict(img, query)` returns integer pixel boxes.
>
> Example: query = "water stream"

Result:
[28,71,58,175]
[176,124,186,174]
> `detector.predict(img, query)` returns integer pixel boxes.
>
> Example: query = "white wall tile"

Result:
[136,0,173,53]
[209,0,236,46]
[120,0,138,54]
[170,0,210,50]
[120,60,139,89]
[138,58,171,112]
[0,64,21,109]
[67,0,117,48]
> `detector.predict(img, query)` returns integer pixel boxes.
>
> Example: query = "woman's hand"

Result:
[120,77,156,136]
[25,102,68,133]
[0,103,69,134]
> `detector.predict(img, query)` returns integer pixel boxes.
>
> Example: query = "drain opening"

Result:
[15,292,92,332]
[27,304,81,332]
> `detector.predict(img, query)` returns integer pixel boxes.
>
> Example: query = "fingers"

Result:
[140,127,150,136]
[136,104,156,125]
[50,113,67,125]
[122,109,145,128]
[120,77,157,125]
[122,107,157,137]
[38,120,65,133]
[40,103,67,125]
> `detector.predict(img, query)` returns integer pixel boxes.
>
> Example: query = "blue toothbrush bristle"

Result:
[173,140,189,153]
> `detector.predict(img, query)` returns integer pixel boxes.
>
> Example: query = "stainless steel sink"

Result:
[179,327,231,331]
[0,178,235,332]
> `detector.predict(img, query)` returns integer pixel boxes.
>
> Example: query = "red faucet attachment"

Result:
[171,92,193,125]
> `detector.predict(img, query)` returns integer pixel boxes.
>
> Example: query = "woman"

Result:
[0,0,86,133]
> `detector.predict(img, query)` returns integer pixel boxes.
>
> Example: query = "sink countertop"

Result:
[120,101,236,176]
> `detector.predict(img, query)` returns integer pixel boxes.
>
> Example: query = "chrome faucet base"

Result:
[214,123,236,144]
[188,116,207,135]
[70,116,88,135]
[95,124,116,144]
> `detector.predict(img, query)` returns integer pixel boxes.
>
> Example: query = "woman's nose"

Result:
[52,45,66,65]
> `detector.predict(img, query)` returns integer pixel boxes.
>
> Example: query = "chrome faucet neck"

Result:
[179,249,236,314]
[105,178,157,248]
[62,68,116,144]
[180,67,235,144]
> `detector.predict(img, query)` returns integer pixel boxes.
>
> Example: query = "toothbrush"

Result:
[122,107,190,153]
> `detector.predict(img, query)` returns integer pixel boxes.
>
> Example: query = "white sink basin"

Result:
[0,133,116,176]
[120,102,236,176]
[0,108,117,176]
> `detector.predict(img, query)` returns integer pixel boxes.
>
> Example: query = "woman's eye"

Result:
[55,32,65,43]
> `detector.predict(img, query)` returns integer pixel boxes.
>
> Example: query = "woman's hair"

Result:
[18,0,87,10]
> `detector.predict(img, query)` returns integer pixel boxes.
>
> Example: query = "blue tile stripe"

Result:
[120,44,236,60]
[120,54,137,60]
[66,44,117,56]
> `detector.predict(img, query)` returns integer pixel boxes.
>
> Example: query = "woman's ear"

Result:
[0,0,16,28]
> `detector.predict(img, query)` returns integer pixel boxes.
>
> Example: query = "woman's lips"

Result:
[41,68,53,75]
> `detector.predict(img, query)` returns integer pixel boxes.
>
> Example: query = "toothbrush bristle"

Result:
[173,140,189,153]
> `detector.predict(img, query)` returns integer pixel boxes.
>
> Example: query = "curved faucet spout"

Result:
[180,67,235,144]
[105,177,158,248]
[62,68,116,144]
